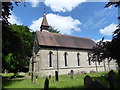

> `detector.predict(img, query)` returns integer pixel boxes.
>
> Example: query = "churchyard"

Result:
[2,70,119,89]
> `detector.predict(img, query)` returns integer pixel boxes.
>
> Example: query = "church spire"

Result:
[40,8,49,31]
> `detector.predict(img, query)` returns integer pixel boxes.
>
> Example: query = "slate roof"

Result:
[36,30,96,49]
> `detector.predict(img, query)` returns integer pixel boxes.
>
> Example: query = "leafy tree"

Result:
[3,24,34,74]
[2,2,34,75]
[48,26,60,33]
[105,1,120,68]
[89,1,120,73]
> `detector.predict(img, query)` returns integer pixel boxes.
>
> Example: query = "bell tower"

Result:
[40,8,49,31]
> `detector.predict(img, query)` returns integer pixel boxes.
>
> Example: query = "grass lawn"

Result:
[2,71,119,89]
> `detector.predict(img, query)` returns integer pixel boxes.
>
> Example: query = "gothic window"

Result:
[77,53,80,66]
[64,52,68,66]
[49,51,53,67]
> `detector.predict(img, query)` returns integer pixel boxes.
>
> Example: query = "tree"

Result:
[48,26,60,33]
[105,1,120,68]
[88,38,106,71]
[89,1,120,68]
[3,24,34,74]
[2,2,33,75]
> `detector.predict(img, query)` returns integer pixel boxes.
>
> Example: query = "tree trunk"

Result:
[95,60,98,72]
[103,60,106,71]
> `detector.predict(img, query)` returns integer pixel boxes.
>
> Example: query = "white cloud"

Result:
[29,13,81,34]
[28,0,41,7]
[44,0,86,12]
[99,23,117,36]
[8,12,22,25]
[27,0,111,8]
[28,0,86,11]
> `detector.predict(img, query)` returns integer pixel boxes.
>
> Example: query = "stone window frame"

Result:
[49,51,53,67]
[77,53,80,66]
[64,52,68,66]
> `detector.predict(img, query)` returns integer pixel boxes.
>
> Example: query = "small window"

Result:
[77,53,80,66]
[64,52,68,66]
[49,51,53,67]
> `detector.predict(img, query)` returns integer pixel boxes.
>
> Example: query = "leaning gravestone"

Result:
[84,75,93,88]
[70,70,74,79]
[55,71,59,81]
[44,78,49,90]
[108,70,115,90]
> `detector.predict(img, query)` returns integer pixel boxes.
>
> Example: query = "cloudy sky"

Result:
[8,0,118,42]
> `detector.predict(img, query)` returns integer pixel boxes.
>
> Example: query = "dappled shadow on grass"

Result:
[91,73,119,90]
[49,85,85,90]
[2,76,25,88]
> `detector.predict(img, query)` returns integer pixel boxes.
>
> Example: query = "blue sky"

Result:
[8,0,118,42]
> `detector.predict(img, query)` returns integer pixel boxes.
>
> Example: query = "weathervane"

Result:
[44,7,46,15]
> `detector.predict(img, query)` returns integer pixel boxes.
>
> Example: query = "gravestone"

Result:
[35,75,38,83]
[70,70,74,79]
[108,70,115,90]
[84,75,93,88]
[4,69,8,75]
[49,75,51,79]
[55,71,59,81]
[44,78,49,90]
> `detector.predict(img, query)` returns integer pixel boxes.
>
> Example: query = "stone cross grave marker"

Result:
[70,70,74,79]
[108,70,115,89]
[84,75,93,88]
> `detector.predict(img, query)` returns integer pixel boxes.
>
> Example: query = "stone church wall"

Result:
[29,47,118,76]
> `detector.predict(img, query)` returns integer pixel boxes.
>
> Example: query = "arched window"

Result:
[49,51,53,67]
[77,53,80,66]
[64,52,68,66]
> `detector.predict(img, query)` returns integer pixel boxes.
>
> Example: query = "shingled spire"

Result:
[40,8,49,31]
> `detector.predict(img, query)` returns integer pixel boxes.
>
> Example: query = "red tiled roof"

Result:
[36,30,96,49]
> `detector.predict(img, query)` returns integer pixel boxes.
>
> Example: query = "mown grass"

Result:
[2,70,119,89]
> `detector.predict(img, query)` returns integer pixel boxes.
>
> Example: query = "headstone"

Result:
[55,71,59,81]
[35,75,38,83]
[108,70,115,90]
[49,75,51,79]
[70,70,74,79]
[84,75,93,88]
[44,78,49,90]
[4,69,7,75]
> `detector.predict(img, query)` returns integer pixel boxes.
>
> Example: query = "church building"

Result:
[29,13,117,76]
